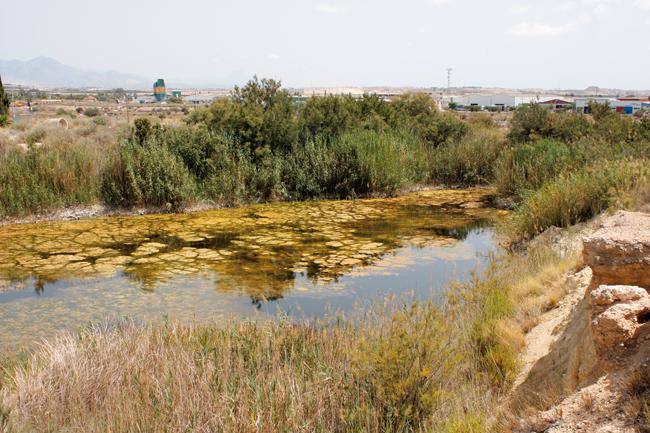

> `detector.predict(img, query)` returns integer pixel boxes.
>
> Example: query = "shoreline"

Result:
[0,184,498,227]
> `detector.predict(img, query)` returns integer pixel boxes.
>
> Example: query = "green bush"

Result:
[508,104,554,143]
[431,126,507,185]
[389,93,468,147]
[495,139,575,197]
[281,137,339,200]
[0,142,99,216]
[282,129,427,200]
[550,112,592,142]
[298,94,361,140]
[344,129,428,193]
[511,159,650,239]
[84,107,100,117]
[100,141,196,209]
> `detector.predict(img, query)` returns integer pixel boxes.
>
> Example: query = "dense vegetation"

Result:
[1,77,650,240]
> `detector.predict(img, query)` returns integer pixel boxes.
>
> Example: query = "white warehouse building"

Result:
[442,94,541,110]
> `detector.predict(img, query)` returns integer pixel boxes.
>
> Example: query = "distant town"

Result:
[4,76,649,118]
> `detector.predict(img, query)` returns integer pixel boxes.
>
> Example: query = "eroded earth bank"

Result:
[512,211,650,432]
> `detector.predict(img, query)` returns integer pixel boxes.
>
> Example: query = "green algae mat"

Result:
[0,189,506,350]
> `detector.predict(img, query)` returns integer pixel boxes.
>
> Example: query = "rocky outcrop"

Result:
[591,284,650,355]
[583,211,650,289]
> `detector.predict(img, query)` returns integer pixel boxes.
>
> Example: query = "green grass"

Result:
[510,159,650,239]
[494,139,576,198]
[0,140,100,217]
[430,126,507,185]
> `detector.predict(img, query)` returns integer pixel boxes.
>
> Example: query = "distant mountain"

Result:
[0,56,150,89]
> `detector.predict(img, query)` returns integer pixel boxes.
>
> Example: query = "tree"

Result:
[298,94,360,139]
[588,101,613,121]
[199,76,297,155]
[389,92,467,146]
[508,104,554,143]
[0,75,10,126]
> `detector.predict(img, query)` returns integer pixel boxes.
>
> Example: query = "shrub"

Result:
[324,137,370,198]
[354,302,457,430]
[133,117,156,145]
[0,141,99,216]
[550,112,592,142]
[390,93,468,147]
[298,94,361,140]
[431,126,507,185]
[281,137,338,200]
[511,159,650,239]
[198,77,298,154]
[100,141,196,209]
[343,129,428,194]
[508,104,554,143]
[93,116,106,126]
[165,127,234,181]
[495,139,575,198]
[84,107,100,117]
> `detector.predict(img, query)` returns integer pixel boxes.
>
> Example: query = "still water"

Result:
[0,189,506,350]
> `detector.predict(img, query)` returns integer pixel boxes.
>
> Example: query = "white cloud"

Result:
[510,4,531,14]
[266,53,280,60]
[510,21,574,36]
[316,3,339,13]
[429,0,450,5]
[636,0,650,9]
[581,0,620,18]
[555,1,576,12]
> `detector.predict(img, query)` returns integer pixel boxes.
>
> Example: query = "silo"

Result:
[153,79,166,102]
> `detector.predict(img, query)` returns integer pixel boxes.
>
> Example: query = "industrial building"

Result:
[538,99,573,111]
[183,94,219,105]
[441,94,541,110]
[575,97,650,115]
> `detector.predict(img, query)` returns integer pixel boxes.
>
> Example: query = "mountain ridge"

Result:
[0,57,150,89]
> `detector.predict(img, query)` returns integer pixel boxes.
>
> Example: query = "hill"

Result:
[0,56,149,89]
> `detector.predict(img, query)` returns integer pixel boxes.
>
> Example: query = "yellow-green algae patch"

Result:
[0,188,506,297]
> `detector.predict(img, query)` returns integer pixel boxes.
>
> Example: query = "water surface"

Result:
[0,189,506,350]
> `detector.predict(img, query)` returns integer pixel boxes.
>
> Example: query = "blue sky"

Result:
[2,0,649,88]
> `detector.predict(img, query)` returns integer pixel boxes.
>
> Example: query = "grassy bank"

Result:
[0,243,575,433]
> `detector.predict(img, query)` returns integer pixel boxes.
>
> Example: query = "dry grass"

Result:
[0,316,487,433]
[509,247,579,333]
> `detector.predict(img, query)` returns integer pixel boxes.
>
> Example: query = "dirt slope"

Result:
[512,211,650,433]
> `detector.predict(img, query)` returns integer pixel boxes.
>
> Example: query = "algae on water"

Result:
[0,189,504,298]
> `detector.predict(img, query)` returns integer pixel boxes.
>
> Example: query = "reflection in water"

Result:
[0,189,507,349]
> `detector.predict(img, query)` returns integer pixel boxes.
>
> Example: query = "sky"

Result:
[2,0,650,89]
